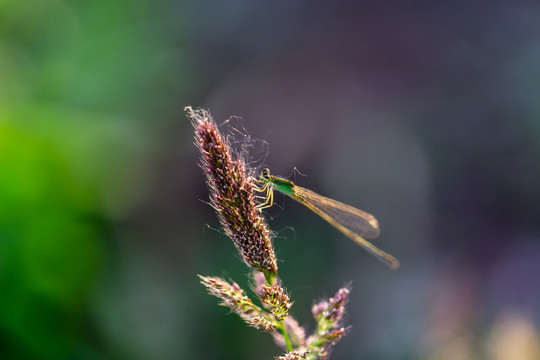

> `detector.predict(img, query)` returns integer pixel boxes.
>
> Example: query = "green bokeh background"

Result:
[2,1,540,359]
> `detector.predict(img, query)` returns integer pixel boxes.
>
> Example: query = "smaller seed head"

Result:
[259,284,293,321]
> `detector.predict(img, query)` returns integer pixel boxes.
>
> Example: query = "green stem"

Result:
[263,272,293,352]
[280,321,293,352]
[263,271,275,285]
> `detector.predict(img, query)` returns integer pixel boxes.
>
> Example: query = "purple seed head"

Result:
[259,284,293,321]
[248,316,278,332]
[307,287,351,359]
[188,107,278,276]
[312,287,349,323]
[198,275,256,316]
[199,275,278,330]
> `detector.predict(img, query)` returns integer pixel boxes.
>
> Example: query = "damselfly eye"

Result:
[261,168,271,180]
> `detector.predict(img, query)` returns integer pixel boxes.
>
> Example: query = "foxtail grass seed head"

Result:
[259,284,293,322]
[248,316,278,332]
[187,106,278,277]
[198,275,257,317]
[325,328,346,342]
[307,287,351,359]
[198,275,278,330]
[312,287,349,323]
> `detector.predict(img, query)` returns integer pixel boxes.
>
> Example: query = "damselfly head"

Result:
[260,168,271,181]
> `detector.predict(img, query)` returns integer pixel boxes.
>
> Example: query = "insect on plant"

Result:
[189,106,398,359]
[252,168,400,269]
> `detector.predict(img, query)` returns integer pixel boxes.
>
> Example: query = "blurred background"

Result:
[1,1,540,359]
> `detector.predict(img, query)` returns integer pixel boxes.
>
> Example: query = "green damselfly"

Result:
[253,168,399,269]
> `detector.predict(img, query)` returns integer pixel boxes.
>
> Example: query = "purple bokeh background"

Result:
[1,1,539,359]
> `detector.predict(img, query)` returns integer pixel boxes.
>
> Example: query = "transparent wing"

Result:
[293,186,380,239]
[292,186,399,269]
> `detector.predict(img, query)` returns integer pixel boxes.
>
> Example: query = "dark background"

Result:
[1,1,540,359]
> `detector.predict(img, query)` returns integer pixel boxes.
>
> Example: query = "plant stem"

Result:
[264,271,275,285]
[264,274,293,352]
[280,321,293,352]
